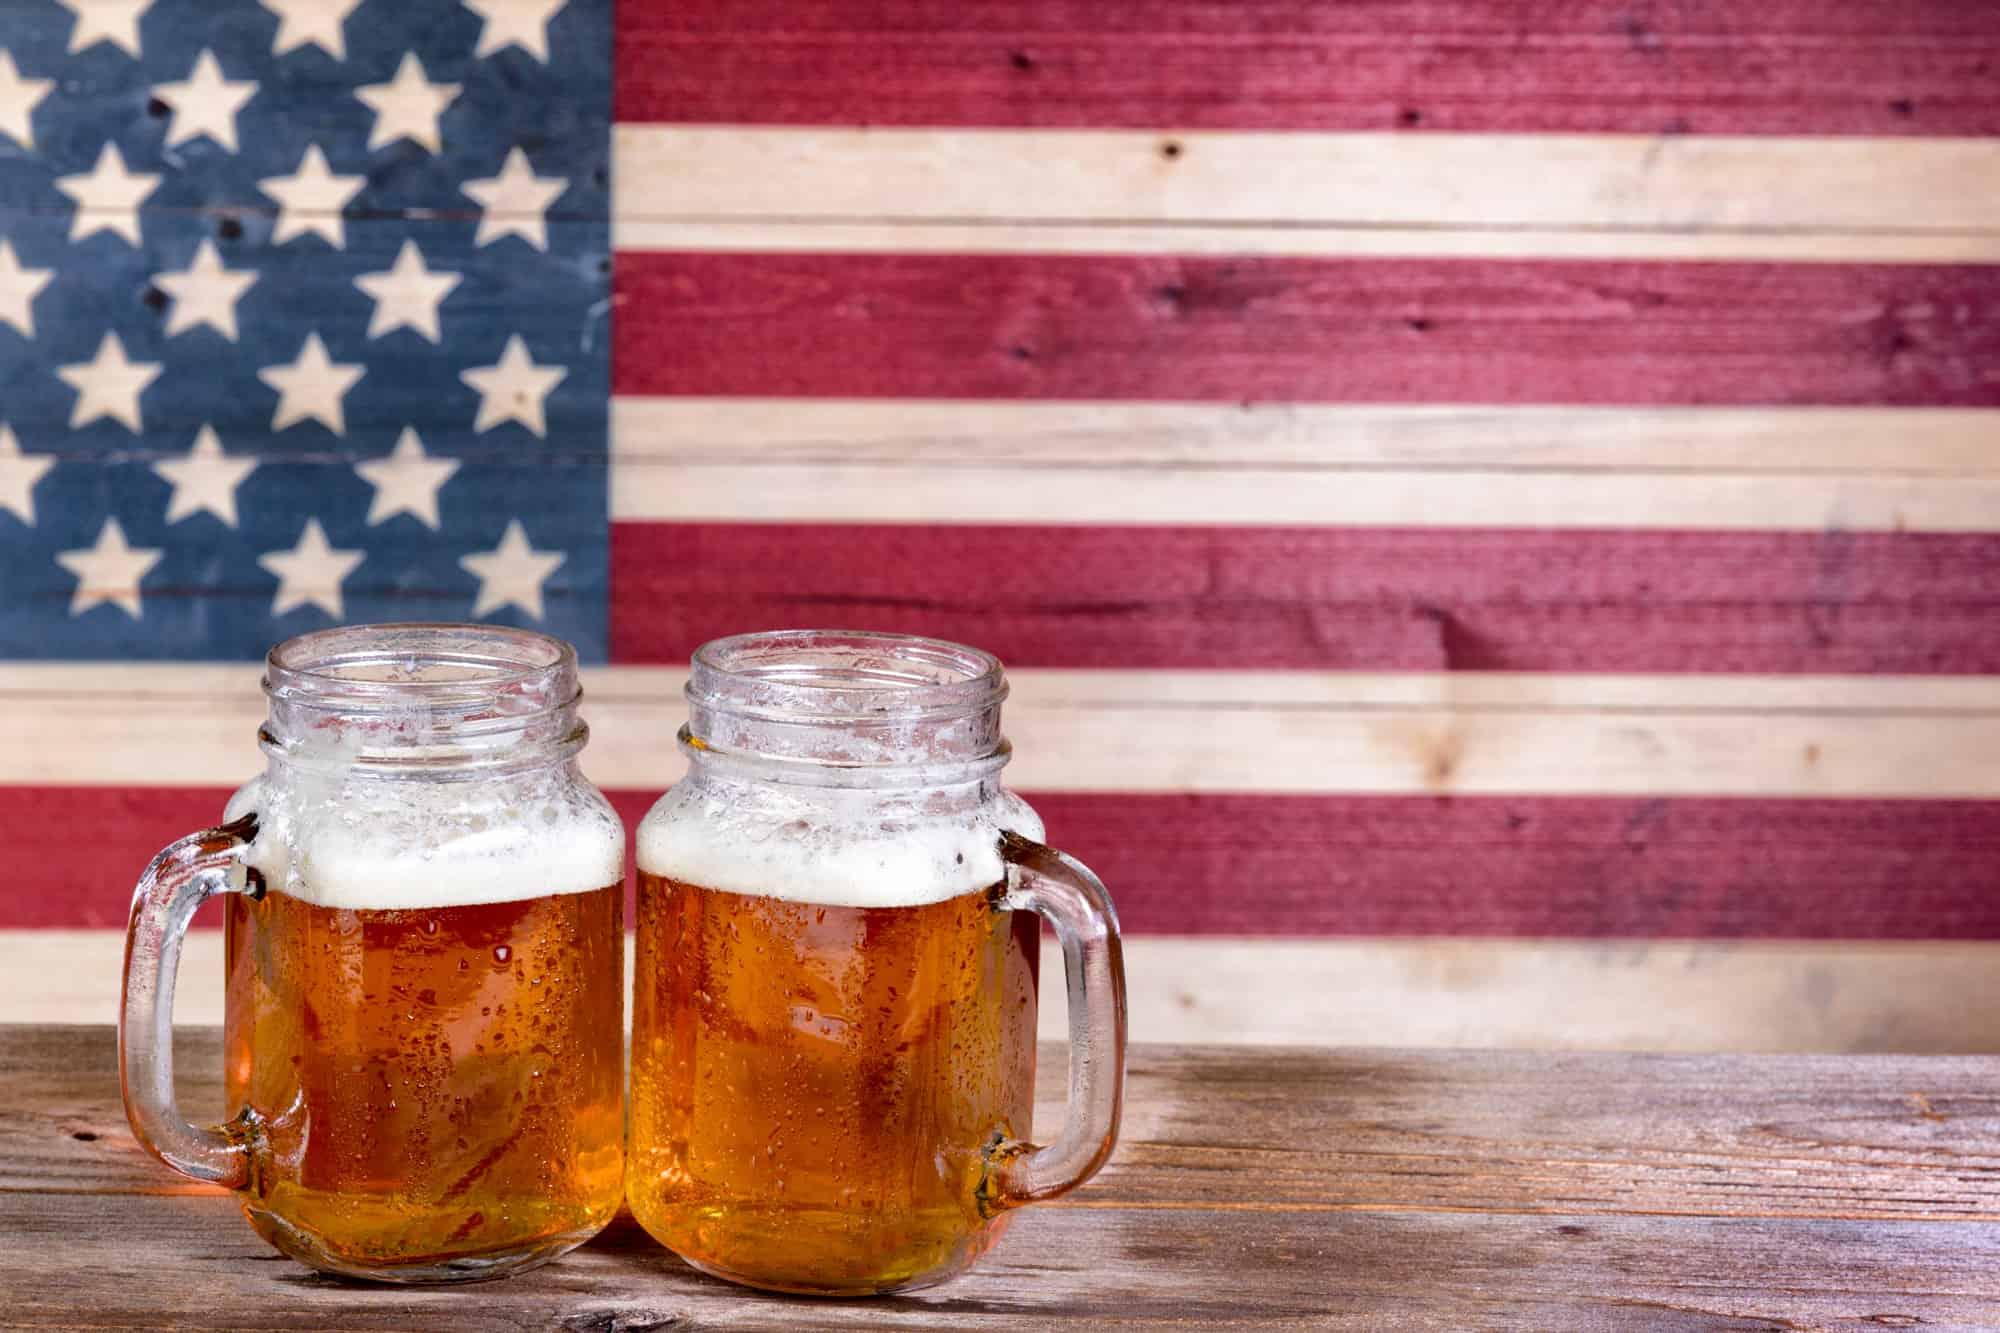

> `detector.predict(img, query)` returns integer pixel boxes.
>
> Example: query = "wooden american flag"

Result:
[5,0,2000,1048]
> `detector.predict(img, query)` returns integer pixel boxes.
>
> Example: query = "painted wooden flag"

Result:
[0,0,610,655]
[3,0,1999,1049]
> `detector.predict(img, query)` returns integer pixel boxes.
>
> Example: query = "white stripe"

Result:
[6,666,1999,797]
[30,929,2000,1053]
[613,219,2000,265]
[617,401,2000,474]
[619,462,2000,532]
[613,126,2000,256]
[610,399,2000,533]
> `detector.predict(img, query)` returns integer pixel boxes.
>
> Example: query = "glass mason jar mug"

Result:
[119,624,627,1283]
[629,629,1128,1296]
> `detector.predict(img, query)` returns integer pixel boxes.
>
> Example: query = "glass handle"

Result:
[986,830,1128,1211]
[118,812,262,1189]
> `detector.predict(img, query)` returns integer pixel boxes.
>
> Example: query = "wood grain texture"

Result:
[7,1027,2000,1326]
[1026,792,2000,938]
[611,396,2000,530]
[614,400,2000,476]
[614,218,2000,264]
[13,783,2000,939]
[34,399,2000,531]
[614,126,2000,232]
[614,457,2000,535]
[615,0,2000,136]
[24,930,2000,1053]
[612,253,2000,407]
[610,523,2000,673]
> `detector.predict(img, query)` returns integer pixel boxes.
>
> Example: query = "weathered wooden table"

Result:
[7,1027,1998,1328]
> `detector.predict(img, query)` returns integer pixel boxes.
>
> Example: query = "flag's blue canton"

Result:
[0,0,611,659]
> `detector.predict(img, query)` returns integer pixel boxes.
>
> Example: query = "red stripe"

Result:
[613,253,2000,407]
[19,786,246,930]
[1033,792,2000,938]
[616,1,2000,136]
[610,522,2000,674]
[15,785,2000,939]
[15,788,651,931]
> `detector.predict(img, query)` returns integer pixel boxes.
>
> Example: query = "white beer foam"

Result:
[635,781,1045,909]
[226,768,624,912]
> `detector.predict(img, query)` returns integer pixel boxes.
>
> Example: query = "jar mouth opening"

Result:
[265,623,579,715]
[688,629,1006,724]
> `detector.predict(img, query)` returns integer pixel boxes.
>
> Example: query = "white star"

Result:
[259,144,365,248]
[154,425,257,527]
[63,0,152,57]
[259,519,363,619]
[461,335,565,436]
[260,0,363,58]
[0,240,54,339]
[259,332,364,434]
[0,425,55,525]
[151,50,258,152]
[57,333,161,431]
[461,147,568,250]
[464,0,566,62]
[355,427,460,529]
[355,52,459,153]
[153,239,258,340]
[354,240,460,342]
[460,520,563,620]
[56,519,162,618]
[0,50,53,148]
[55,143,160,246]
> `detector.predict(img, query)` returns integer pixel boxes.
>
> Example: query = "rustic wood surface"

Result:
[7,1025,2000,1328]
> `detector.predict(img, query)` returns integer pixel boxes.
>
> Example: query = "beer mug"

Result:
[629,630,1127,1295]
[120,625,627,1283]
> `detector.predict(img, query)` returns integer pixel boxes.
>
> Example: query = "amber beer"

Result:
[628,870,1040,1292]
[625,628,1125,1296]
[120,624,631,1284]
[223,881,625,1271]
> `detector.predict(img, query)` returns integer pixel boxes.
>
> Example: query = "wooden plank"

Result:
[22,930,2000,1053]
[611,253,2000,407]
[12,783,2000,940]
[40,131,2000,255]
[611,397,2000,532]
[610,523,2000,674]
[616,0,2000,136]
[5,1028,2000,1325]
[59,130,1996,257]
[613,218,2000,264]
[613,126,2000,233]
[7,667,2000,796]
[616,461,2000,535]
[615,400,2000,475]
[1025,790,2000,938]
[1098,938,2000,1053]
